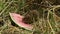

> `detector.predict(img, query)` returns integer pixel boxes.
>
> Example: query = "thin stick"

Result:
[47,9,55,34]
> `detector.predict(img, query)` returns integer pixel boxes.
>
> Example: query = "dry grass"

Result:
[0,0,60,34]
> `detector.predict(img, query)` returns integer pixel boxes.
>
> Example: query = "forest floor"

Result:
[0,0,60,34]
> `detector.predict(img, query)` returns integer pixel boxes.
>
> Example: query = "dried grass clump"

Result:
[0,0,60,34]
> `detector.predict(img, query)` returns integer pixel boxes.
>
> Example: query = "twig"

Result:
[47,9,55,34]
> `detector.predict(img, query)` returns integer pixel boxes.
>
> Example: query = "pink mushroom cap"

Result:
[9,13,33,30]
